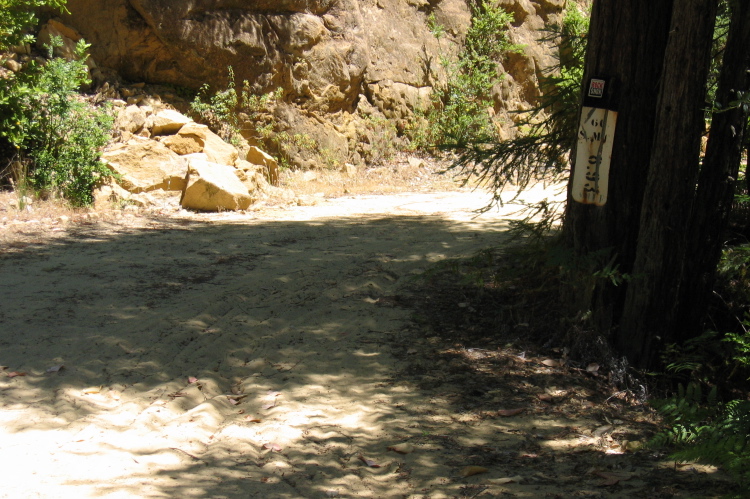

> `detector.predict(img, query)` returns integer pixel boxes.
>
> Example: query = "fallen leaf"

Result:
[227,394,248,405]
[541,358,562,367]
[81,386,101,394]
[188,376,199,384]
[262,443,282,452]
[586,363,600,373]
[406,348,418,355]
[244,416,262,423]
[267,390,281,398]
[358,455,381,468]
[491,475,523,484]
[593,424,613,437]
[261,402,276,410]
[593,471,633,486]
[461,465,488,477]
[168,391,187,398]
[537,393,555,402]
[387,443,414,454]
[497,408,524,417]
[46,365,64,373]
[7,371,27,378]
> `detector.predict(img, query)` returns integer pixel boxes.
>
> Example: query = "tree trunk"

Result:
[618,0,718,367]
[563,0,674,333]
[677,0,750,337]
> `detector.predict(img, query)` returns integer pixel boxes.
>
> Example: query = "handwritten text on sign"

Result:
[572,106,617,206]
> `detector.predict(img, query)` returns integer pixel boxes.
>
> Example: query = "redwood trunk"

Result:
[563,0,674,333]
[677,0,750,337]
[618,0,718,366]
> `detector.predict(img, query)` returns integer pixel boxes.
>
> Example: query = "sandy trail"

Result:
[2,187,553,498]
[1,183,733,499]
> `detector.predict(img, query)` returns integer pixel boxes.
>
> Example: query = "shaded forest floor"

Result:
[0,162,739,498]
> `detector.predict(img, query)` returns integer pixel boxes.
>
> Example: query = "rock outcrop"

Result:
[98,103,282,212]
[55,0,565,169]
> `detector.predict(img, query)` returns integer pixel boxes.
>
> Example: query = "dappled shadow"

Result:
[0,211,516,498]
[1,208,735,497]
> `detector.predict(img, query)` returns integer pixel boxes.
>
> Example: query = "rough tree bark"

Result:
[562,0,729,368]
[618,0,718,366]
[677,0,750,338]
[563,0,674,334]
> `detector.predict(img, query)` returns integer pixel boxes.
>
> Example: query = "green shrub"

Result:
[0,0,67,50]
[1,32,114,206]
[422,1,520,146]
[650,383,750,492]
[189,67,276,146]
[191,69,326,170]
[443,1,589,210]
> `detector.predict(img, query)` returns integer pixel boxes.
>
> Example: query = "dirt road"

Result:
[0,187,726,498]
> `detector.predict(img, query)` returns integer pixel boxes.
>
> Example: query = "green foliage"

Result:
[0,37,114,206]
[0,0,67,50]
[190,67,280,147]
[650,383,750,490]
[419,1,520,147]
[191,67,320,169]
[444,2,589,210]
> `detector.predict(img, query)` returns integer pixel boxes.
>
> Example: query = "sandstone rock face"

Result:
[149,109,191,135]
[102,138,188,193]
[177,123,239,166]
[181,159,254,212]
[245,146,279,186]
[61,0,565,168]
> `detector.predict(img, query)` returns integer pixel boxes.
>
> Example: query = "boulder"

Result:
[245,146,279,186]
[161,133,204,156]
[148,109,191,136]
[102,138,187,193]
[115,105,149,134]
[93,181,140,209]
[235,159,270,193]
[177,122,238,166]
[180,159,254,212]
[36,19,94,68]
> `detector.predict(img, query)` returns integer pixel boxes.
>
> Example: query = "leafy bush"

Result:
[191,68,335,170]
[1,15,114,206]
[415,1,520,147]
[0,0,67,49]
[189,67,280,147]
[443,2,589,209]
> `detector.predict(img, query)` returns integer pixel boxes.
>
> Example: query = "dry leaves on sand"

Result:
[541,358,563,368]
[6,371,27,378]
[262,443,282,452]
[497,408,525,417]
[387,443,414,454]
[358,455,382,468]
[461,465,488,477]
[262,390,281,410]
[491,475,524,484]
[593,470,634,486]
